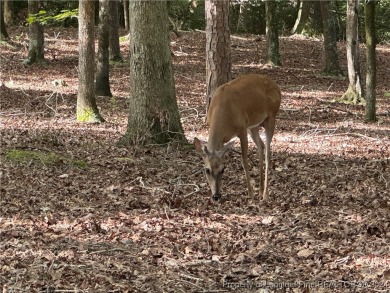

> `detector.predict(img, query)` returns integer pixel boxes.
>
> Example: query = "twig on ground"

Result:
[179,272,205,282]
[324,105,355,115]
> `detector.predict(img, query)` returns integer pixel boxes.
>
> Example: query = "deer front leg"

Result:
[239,133,254,197]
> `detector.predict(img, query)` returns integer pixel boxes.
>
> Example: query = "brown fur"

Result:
[195,74,281,200]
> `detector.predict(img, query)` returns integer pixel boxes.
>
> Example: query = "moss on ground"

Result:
[4,149,87,169]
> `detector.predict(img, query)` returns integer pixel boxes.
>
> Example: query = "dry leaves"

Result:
[1,28,390,292]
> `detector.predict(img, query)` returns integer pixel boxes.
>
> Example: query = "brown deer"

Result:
[194,74,281,201]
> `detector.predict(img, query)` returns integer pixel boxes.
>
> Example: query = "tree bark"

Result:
[364,0,376,122]
[124,0,185,145]
[77,0,104,123]
[23,0,45,65]
[340,0,363,104]
[205,0,231,110]
[265,0,281,66]
[0,1,9,39]
[320,0,342,75]
[3,0,14,26]
[95,0,112,97]
[109,0,123,62]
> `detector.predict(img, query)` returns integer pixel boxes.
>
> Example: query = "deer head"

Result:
[194,137,234,200]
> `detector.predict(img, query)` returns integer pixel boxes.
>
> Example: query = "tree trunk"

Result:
[364,0,376,122]
[291,0,322,36]
[291,0,310,35]
[0,1,9,39]
[77,0,104,123]
[3,0,14,26]
[109,0,123,62]
[23,0,44,65]
[205,0,231,110]
[123,0,129,30]
[124,0,185,145]
[95,0,112,97]
[236,1,246,33]
[340,0,363,104]
[320,0,342,75]
[265,0,281,66]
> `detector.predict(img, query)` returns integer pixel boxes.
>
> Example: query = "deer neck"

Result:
[207,124,227,152]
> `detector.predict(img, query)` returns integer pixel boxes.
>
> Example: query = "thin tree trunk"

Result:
[123,0,129,30]
[124,0,185,145]
[320,0,342,75]
[23,0,44,65]
[236,1,246,33]
[4,0,14,26]
[0,1,9,39]
[364,0,376,122]
[109,0,123,62]
[77,0,104,122]
[341,0,363,104]
[205,0,231,110]
[265,0,281,66]
[95,0,112,97]
[291,0,310,35]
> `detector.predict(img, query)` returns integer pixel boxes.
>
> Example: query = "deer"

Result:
[194,74,281,201]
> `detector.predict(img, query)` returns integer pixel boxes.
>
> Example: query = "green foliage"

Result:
[185,0,205,30]
[168,0,205,30]
[26,9,78,26]
[230,0,298,35]
[18,0,389,43]
[375,0,390,44]
[274,0,297,34]
[230,0,265,34]
[330,1,390,43]
[166,0,298,35]
[165,0,390,43]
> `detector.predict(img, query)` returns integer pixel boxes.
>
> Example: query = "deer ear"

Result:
[221,140,235,155]
[194,137,208,154]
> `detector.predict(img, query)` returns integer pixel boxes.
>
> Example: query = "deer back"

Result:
[206,74,281,147]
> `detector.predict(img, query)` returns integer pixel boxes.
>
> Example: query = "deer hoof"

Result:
[212,194,222,201]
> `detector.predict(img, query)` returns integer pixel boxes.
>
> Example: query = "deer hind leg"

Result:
[262,117,276,200]
[249,127,265,197]
[239,132,254,197]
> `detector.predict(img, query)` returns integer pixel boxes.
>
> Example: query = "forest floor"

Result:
[1,27,390,293]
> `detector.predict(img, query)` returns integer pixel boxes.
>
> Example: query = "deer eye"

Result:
[204,168,211,175]
[221,167,225,174]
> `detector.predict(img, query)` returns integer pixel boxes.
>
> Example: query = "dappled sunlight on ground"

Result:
[1,28,389,292]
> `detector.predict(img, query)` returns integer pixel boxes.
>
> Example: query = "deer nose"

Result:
[213,193,222,201]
